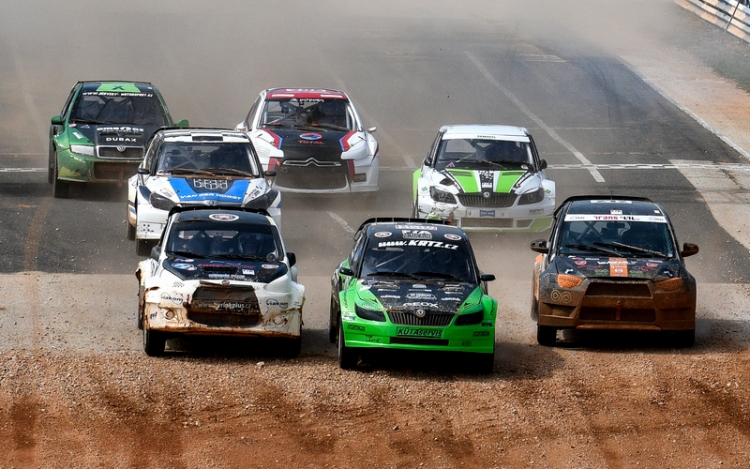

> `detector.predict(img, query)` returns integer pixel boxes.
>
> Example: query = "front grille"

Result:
[390,337,450,346]
[98,146,143,159]
[186,286,261,328]
[93,162,139,180]
[585,281,651,297]
[579,307,656,323]
[457,193,516,207]
[275,163,348,190]
[388,310,455,326]
[460,218,513,228]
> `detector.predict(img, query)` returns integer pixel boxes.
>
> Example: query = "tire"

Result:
[48,142,55,184]
[412,198,419,218]
[137,285,145,330]
[142,323,166,357]
[136,239,154,257]
[328,296,339,343]
[537,324,557,346]
[52,157,69,198]
[280,335,302,358]
[530,284,540,321]
[476,352,495,374]
[670,329,695,348]
[127,205,136,240]
[337,318,358,369]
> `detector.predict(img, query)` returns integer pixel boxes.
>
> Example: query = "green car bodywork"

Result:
[49,81,188,197]
[329,218,497,372]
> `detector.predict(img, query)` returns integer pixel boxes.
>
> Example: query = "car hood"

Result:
[439,168,539,194]
[357,279,477,311]
[163,257,288,282]
[69,123,162,148]
[553,256,685,281]
[149,176,269,204]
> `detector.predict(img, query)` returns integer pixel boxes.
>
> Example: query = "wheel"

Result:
[412,198,419,218]
[280,335,302,358]
[136,239,154,257]
[530,282,540,321]
[670,329,695,348]
[328,296,339,343]
[48,142,55,184]
[537,324,557,346]
[52,157,69,198]
[337,318,358,369]
[142,322,166,357]
[476,352,495,374]
[127,206,136,241]
[137,285,145,330]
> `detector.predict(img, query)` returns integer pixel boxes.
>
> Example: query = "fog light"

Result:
[557,274,583,289]
[656,278,684,291]
[272,315,287,325]
[164,310,176,320]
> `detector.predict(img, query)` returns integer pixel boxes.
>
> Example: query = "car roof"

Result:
[560,195,664,217]
[79,81,157,93]
[358,218,466,240]
[157,128,250,143]
[439,124,530,141]
[170,207,273,225]
[265,88,349,100]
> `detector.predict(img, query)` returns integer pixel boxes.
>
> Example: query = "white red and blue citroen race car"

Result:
[235,88,379,193]
[127,129,281,256]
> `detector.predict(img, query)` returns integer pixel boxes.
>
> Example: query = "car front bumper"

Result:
[416,195,554,232]
[57,148,141,183]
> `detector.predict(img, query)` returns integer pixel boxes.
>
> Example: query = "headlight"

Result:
[455,310,484,326]
[430,187,457,204]
[518,187,544,205]
[556,274,583,289]
[150,193,177,211]
[655,277,684,291]
[70,145,95,157]
[355,304,386,322]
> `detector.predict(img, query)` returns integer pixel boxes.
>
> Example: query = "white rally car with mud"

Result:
[136,207,305,356]
[127,129,281,256]
[414,125,555,231]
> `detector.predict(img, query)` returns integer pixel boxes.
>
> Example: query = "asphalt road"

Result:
[1,0,750,348]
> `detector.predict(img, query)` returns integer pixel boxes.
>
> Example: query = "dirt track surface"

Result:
[2,341,749,468]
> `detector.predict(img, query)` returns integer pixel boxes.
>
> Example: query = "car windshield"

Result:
[70,91,170,126]
[361,238,475,282]
[435,138,532,171]
[259,98,353,131]
[558,218,676,258]
[166,222,280,260]
[156,142,259,176]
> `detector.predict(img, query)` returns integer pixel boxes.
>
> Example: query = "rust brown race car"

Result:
[530,195,699,347]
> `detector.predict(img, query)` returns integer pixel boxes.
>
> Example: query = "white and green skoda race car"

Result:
[413,125,555,231]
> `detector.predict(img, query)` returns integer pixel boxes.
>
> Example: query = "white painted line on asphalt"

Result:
[0,168,46,172]
[329,212,355,234]
[465,51,606,183]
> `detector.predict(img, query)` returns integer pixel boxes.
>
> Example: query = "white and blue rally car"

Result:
[127,129,281,256]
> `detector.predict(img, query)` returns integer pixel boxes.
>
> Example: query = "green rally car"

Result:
[329,218,497,372]
[49,81,188,198]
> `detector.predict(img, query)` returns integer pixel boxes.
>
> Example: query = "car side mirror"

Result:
[150,245,161,260]
[530,239,549,253]
[264,170,277,178]
[367,127,377,133]
[137,167,149,175]
[340,266,354,277]
[480,273,496,282]
[287,252,296,267]
[51,115,62,125]
[681,243,699,257]
[538,159,548,170]
[174,119,189,128]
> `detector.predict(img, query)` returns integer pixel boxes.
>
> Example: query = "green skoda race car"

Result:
[49,81,188,198]
[329,218,497,372]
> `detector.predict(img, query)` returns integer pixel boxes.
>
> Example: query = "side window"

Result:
[144,137,161,173]
[60,84,79,119]
[247,96,262,127]
[349,231,367,273]
[528,135,542,167]
[425,132,442,167]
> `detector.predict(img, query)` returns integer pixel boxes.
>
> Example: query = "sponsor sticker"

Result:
[444,233,462,241]
[161,292,184,305]
[262,264,278,269]
[299,132,323,141]
[564,214,667,223]
[402,230,433,240]
[394,224,438,231]
[396,328,442,338]
[609,258,629,277]
[173,263,197,271]
[374,231,392,238]
[479,210,495,217]
[209,213,239,222]
[242,269,255,275]
[266,298,289,308]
